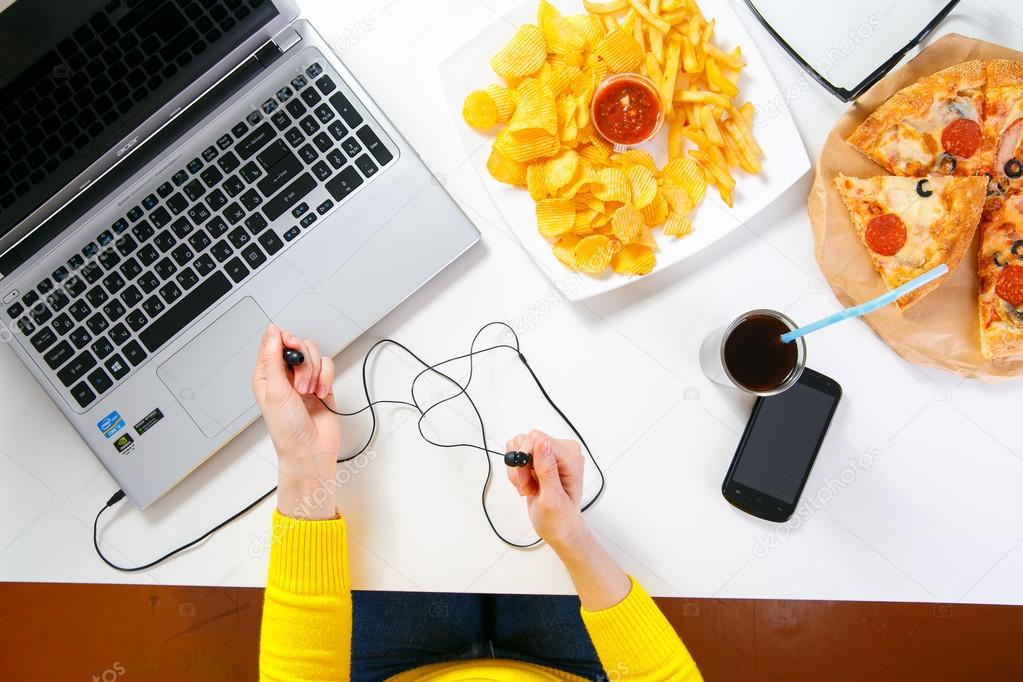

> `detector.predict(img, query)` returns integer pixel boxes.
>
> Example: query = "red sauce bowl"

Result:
[591,73,664,149]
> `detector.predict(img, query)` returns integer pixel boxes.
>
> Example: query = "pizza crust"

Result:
[986,59,1023,90]
[977,192,1023,358]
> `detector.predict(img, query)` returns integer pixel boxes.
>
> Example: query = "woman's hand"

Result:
[505,430,587,550]
[252,324,339,519]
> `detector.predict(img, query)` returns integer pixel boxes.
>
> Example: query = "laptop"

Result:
[0,0,479,509]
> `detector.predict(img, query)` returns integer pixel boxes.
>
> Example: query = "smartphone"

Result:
[722,367,842,522]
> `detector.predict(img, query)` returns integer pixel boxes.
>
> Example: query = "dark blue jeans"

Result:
[351,591,608,681]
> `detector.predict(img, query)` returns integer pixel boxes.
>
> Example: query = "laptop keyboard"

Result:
[6,54,396,411]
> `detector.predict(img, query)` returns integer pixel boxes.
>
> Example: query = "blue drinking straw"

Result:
[780,263,949,344]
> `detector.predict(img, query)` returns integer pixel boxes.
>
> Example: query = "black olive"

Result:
[916,178,933,197]
[1006,158,1023,179]
[1012,240,1023,258]
[935,153,957,174]
[994,251,1008,267]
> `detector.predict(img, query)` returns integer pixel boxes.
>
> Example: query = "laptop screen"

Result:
[0,0,279,246]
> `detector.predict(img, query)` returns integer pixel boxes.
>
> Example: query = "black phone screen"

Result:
[731,378,839,504]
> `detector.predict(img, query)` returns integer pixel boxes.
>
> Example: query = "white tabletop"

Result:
[3,0,1023,605]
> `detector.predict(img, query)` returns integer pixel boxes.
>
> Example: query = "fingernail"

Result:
[541,440,550,455]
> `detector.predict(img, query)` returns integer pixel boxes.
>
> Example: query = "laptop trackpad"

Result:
[157,297,269,438]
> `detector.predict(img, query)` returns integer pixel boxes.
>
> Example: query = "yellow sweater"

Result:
[259,511,702,681]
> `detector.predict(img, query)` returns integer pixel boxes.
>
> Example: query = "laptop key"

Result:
[157,182,174,198]
[313,132,332,153]
[85,286,108,308]
[119,257,143,280]
[183,180,204,203]
[300,213,317,229]
[291,74,308,90]
[325,166,363,201]
[167,193,188,215]
[171,244,193,266]
[200,166,223,188]
[141,194,158,210]
[17,316,36,336]
[187,157,203,174]
[153,230,175,252]
[30,305,53,325]
[138,271,231,352]
[211,240,233,262]
[228,227,250,249]
[138,272,159,294]
[315,75,336,95]
[194,253,216,276]
[224,175,244,197]
[123,340,147,366]
[236,122,275,160]
[218,151,240,173]
[87,313,109,336]
[115,234,137,256]
[312,161,331,181]
[97,230,114,247]
[329,92,363,128]
[299,115,319,136]
[102,298,126,320]
[91,336,114,360]
[70,381,96,408]
[68,301,91,322]
[206,189,228,211]
[317,200,334,215]
[22,290,40,307]
[258,229,284,255]
[298,144,318,165]
[240,189,262,211]
[224,257,249,283]
[82,262,103,284]
[119,286,141,309]
[103,272,125,294]
[263,173,315,221]
[271,110,290,131]
[44,340,75,370]
[69,327,92,349]
[188,230,212,252]
[300,87,321,107]
[126,206,143,222]
[159,282,182,304]
[292,203,308,218]
[306,62,323,79]
[38,277,54,294]
[142,296,164,317]
[286,98,306,119]
[87,368,113,394]
[241,243,267,269]
[240,161,261,183]
[150,206,171,228]
[105,354,130,380]
[231,121,248,138]
[109,323,131,346]
[245,215,268,235]
[175,267,199,291]
[314,103,335,124]
[131,219,155,242]
[57,350,96,387]
[53,313,75,335]
[355,154,378,178]
[97,248,120,270]
[342,137,363,158]
[216,134,233,150]
[172,170,189,186]
[328,120,347,140]
[6,301,24,319]
[257,153,302,197]
[52,265,70,283]
[327,149,345,169]
[154,257,177,280]
[137,244,159,267]
[31,327,57,352]
[283,226,300,242]
[46,290,70,312]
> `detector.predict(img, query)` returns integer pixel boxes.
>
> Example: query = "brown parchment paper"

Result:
[809,34,1023,382]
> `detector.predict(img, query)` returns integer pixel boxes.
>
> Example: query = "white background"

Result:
[2,0,1023,605]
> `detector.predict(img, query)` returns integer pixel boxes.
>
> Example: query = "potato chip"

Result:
[462,90,498,129]
[612,243,656,275]
[664,210,693,237]
[552,234,582,268]
[661,157,707,203]
[574,234,615,273]
[486,146,528,186]
[562,14,606,51]
[491,24,547,79]
[640,191,669,226]
[536,198,577,238]
[509,78,558,137]
[546,61,581,95]
[484,84,517,122]
[543,149,579,193]
[526,163,549,200]
[593,27,644,72]
[611,149,658,172]
[660,184,693,214]
[593,166,630,203]
[495,127,559,163]
[626,165,657,208]
[611,204,643,243]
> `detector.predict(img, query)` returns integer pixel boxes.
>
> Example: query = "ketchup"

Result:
[592,75,662,146]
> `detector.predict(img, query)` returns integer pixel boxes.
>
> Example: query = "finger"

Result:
[281,331,312,394]
[530,437,564,494]
[302,339,323,396]
[255,325,290,401]
[316,354,335,399]
[550,438,585,502]
[504,435,535,495]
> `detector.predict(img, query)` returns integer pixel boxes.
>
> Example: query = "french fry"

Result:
[677,89,731,108]
[660,34,682,116]
[648,0,664,64]
[706,56,738,98]
[627,0,671,32]
[668,116,685,160]
[584,0,628,13]
[699,105,725,147]
[730,107,762,156]
[705,44,743,69]
[644,51,663,84]
[602,14,619,31]
[680,125,710,148]
[632,10,645,48]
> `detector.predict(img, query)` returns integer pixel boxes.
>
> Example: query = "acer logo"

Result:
[116,137,138,157]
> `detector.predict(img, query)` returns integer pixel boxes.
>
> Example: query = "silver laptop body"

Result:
[0,0,478,508]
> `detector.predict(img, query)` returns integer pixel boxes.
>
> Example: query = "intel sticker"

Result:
[97,411,125,439]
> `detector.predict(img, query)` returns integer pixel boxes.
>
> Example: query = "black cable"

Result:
[94,321,605,570]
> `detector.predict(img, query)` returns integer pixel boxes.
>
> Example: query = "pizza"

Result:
[847,61,988,177]
[978,188,1023,358]
[982,59,1023,191]
[834,174,987,310]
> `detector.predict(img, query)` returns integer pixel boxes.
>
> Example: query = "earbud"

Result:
[504,450,532,467]
[283,348,304,366]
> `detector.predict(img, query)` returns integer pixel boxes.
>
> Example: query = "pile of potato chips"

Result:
[463,0,763,277]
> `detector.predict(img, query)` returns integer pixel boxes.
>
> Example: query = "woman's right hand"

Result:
[505,430,587,550]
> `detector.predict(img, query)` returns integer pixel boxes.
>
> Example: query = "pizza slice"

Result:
[847,60,988,177]
[982,59,1023,191]
[834,174,987,310]
[978,188,1023,358]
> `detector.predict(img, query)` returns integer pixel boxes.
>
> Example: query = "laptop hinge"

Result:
[273,26,302,55]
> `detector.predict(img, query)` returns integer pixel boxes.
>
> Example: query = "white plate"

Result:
[440,0,810,301]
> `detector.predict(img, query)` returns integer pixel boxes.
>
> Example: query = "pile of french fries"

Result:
[583,0,762,206]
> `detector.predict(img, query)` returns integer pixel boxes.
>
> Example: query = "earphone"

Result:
[93,321,605,571]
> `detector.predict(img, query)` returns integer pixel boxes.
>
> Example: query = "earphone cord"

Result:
[93,321,605,571]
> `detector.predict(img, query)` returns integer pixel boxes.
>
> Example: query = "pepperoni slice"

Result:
[996,264,1023,307]
[864,214,907,256]
[941,118,982,158]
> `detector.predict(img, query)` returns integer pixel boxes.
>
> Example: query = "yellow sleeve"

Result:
[259,509,351,682]
[580,577,702,682]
